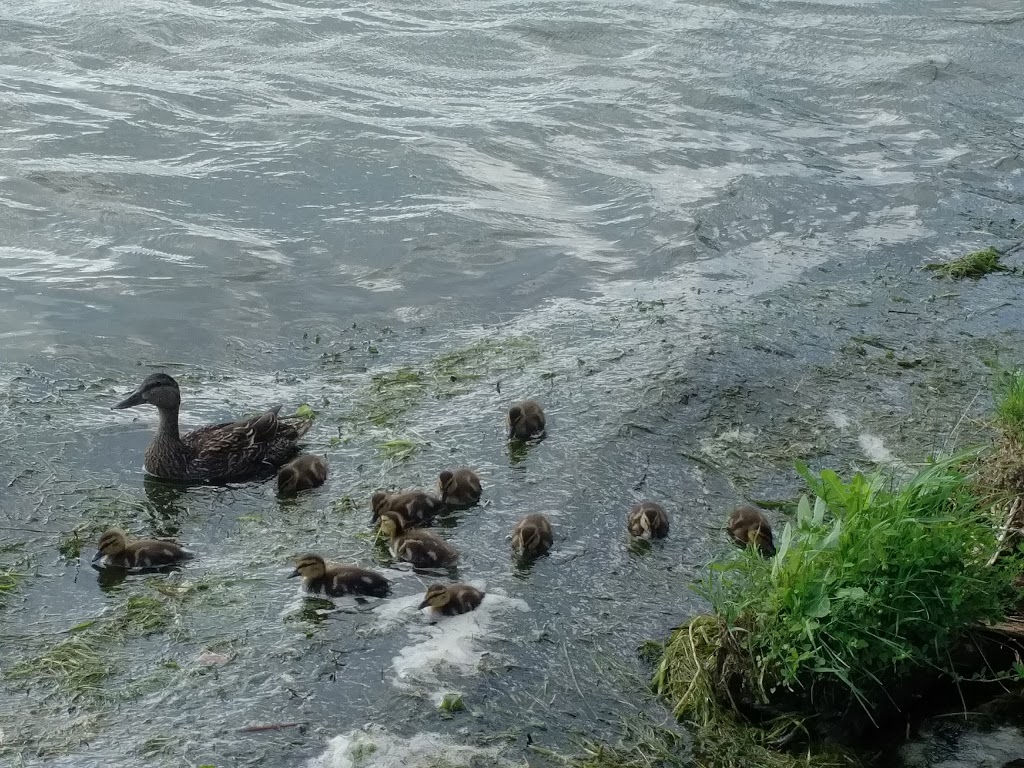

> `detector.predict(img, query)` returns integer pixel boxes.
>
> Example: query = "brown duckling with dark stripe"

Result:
[289,553,390,598]
[92,528,193,569]
[507,400,545,441]
[371,490,444,527]
[727,505,776,557]
[277,454,328,496]
[627,501,670,539]
[437,468,482,508]
[378,510,459,568]
[511,513,553,558]
[418,583,484,616]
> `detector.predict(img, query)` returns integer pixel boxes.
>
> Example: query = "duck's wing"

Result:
[183,406,283,453]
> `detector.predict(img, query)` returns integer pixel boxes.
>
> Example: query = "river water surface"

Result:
[2,1,1024,766]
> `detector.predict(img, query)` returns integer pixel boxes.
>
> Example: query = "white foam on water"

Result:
[826,409,851,429]
[858,433,894,464]
[389,587,529,689]
[308,725,509,768]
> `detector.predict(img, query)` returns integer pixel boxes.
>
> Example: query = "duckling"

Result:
[277,453,328,496]
[507,400,546,441]
[378,510,459,568]
[437,468,482,508]
[112,373,312,483]
[727,505,776,557]
[370,490,444,527]
[511,513,554,558]
[288,553,390,598]
[92,528,193,569]
[418,583,484,616]
[627,501,670,539]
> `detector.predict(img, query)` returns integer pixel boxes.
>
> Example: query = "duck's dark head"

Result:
[113,373,181,411]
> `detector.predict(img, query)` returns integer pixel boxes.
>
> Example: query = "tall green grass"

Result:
[995,368,1024,444]
[702,456,1019,713]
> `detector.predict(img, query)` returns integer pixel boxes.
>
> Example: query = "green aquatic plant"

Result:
[377,438,419,461]
[693,456,1017,714]
[924,246,1007,279]
[438,692,465,716]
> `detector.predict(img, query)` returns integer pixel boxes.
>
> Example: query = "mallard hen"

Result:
[113,373,312,483]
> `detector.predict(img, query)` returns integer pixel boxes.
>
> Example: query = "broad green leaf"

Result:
[836,587,866,601]
[813,496,827,526]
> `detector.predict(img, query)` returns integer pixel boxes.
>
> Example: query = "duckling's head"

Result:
[636,508,660,537]
[507,405,526,435]
[113,373,181,411]
[93,528,129,561]
[278,465,302,496]
[370,492,390,521]
[512,523,539,554]
[437,470,455,499]
[377,510,405,539]
[289,553,327,580]
[417,584,451,611]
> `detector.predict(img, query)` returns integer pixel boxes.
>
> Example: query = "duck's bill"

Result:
[91,551,104,562]
[417,599,431,610]
[112,388,145,410]
[287,568,301,578]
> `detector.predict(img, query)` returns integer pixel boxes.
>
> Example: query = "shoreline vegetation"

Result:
[576,369,1024,768]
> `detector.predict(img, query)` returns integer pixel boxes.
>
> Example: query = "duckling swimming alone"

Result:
[92,528,193,569]
[277,454,328,496]
[727,505,776,557]
[437,468,482,507]
[507,400,546,441]
[371,490,444,527]
[378,510,459,568]
[288,553,390,598]
[112,373,312,483]
[418,583,484,616]
[511,513,553,558]
[627,501,670,539]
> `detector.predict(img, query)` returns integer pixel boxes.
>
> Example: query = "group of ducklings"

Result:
[100,374,778,617]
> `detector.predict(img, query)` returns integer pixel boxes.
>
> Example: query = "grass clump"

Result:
[924,246,1007,279]
[670,457,1018,720]
[995,368,1024,444]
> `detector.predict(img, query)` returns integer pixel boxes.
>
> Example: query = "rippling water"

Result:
[1,0,1023,766]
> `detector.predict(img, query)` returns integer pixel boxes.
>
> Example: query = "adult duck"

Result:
[113,373,312,483]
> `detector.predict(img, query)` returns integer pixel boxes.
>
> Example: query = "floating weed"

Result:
[117,595,173,636]
[367,368,427,427]
[438,692,466,716]
[377,438,419,462]
[6,592,176,697]
[332,495,358,514]
[924,246,1008,279]
[351,336,542,431]
[0,569,23,604]
[294,403,317,420]
[8,626,113,694]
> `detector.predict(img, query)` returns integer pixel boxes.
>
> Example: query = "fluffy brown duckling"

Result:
[92,528,193,569]
[418,583,485,616]
[371,490,444,527]
[511,513,554,558]
[277,453,328,496]
[378,510,459,568]
[507,400,546,441]
[437,468,482,507]
[288,553,390,598]
[627,501,670,539]
[727,505,776,557]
